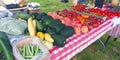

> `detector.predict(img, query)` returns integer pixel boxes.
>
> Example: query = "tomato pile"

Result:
[48,4,120,34]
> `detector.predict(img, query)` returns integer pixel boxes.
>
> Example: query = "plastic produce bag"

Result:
[12,36,50,60]
[8,34,28,44]
[0,11,13,19]
[0,6,13,19]
[0,11,8,18]
[0,17,27,35]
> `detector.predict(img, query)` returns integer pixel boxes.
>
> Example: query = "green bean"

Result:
[27,44,32,56]
[19,48,23,54]
[25,45,29,56]
[22,45,26,57]
[34,45,39,55]
[30,44,34,56]
[37,46,41,54]
[33,45,36,56]
[19,44,42,59]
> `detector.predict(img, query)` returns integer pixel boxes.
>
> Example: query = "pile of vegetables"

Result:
[39,13,74,47]
[23,12,75,48]
[0,12,75,60]
[19,44,42,59]
[0,3,119,60]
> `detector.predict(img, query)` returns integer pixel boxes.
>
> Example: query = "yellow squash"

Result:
[37,32,44,40]
[44,33,54,43]
[28,18,36,36]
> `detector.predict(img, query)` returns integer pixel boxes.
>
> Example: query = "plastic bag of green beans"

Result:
[12,36,50,60]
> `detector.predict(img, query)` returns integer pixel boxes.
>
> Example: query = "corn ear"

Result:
[28,18,36,36]
[32,20,36,35]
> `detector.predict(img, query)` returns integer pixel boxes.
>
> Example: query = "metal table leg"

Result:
[114,38,118,41]
[98,36,118,52]
[98,39,105,52]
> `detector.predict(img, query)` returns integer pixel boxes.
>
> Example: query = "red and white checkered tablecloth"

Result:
[107,17,120,38]
[49,20,113,60]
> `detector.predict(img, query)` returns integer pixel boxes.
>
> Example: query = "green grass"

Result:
[28,0,120,60]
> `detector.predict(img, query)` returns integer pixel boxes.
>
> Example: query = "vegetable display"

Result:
[0,3,120,60]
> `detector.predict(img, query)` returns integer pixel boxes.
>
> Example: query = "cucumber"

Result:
[16,12,30,20]
[0,32,14,60]
[36,20,44,31]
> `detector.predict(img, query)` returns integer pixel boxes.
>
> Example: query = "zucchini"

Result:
[36,20,43,31]
[60,26,74,38]
[46,27,56,35]
[48,20,65,33]
[0,31,14,60]
[52,34,66,47]
[43,18,53,26]
[36,12,47,20]
[41,15,53,21]
[16,13,30,20]
[30,13,40,19]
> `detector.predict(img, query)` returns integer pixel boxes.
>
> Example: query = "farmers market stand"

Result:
[1,2,120,59]
[49,17,120,60]
[8,8,119,60]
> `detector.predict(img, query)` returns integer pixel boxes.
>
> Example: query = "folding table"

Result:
[49,17,120,60]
